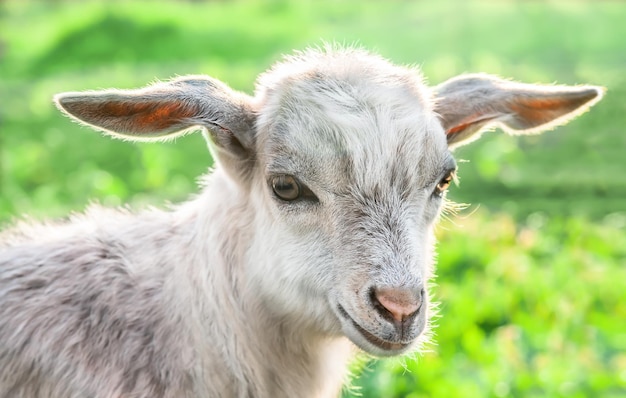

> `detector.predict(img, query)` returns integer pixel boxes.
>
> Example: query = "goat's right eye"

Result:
[271,175,301,201]
[433,170,455,198]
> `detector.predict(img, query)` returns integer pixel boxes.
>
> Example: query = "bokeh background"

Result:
[1,1,624,397]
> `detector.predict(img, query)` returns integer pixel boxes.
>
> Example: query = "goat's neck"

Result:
[176,171,353,397]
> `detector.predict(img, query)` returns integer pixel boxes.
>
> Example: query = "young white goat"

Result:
[0,47,603,397]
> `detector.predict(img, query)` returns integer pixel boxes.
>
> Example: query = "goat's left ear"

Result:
[55,76,257,179]
[432,73,604,149]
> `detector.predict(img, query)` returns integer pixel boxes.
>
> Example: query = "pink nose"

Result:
[373,286,423,323]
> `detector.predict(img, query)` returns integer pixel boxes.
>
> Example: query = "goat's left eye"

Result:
[271,175,301,201]
[434,171,455,198]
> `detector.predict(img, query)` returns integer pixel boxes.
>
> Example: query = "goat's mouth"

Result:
[336,304,412,354]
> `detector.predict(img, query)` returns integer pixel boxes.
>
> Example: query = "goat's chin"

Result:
[346,329,416,357]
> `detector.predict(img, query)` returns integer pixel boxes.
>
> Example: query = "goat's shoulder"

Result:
[0,205,196,398]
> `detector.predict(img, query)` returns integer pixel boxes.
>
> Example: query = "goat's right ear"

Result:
[54,76,257,175]
[432,74,604,149]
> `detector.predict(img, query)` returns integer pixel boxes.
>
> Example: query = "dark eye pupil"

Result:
[272,175,301,201]
[435,172,454,197]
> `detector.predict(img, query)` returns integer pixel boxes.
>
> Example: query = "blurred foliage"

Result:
[0,0,624,397]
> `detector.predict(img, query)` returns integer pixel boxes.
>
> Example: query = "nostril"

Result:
[371,286,423,324]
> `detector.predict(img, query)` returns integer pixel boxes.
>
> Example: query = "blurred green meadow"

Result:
[0,0,624,397]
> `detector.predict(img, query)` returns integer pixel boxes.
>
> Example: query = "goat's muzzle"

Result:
[336,284,426,356]
[370,285,424,338]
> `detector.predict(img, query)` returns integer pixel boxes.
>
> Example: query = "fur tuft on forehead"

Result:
[255,45,432,111]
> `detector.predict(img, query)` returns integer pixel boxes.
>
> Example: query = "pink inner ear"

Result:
[446,113,498,136]
[509,97,570,127]
[447,119,474,135]
[101,100,200,133]
[508,90,600,129]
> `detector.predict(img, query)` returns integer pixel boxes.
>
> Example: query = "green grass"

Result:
[1,0,624,396]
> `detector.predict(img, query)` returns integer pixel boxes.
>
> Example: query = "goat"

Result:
[0,46,603,397]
